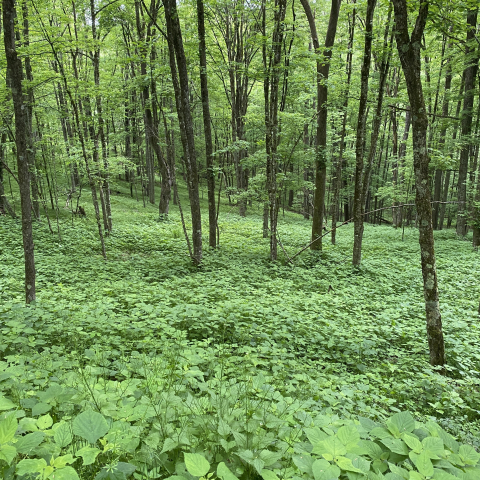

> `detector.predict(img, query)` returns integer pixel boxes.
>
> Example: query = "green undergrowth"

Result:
[0,189,479,479]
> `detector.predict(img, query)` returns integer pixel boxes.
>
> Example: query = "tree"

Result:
[2,0,36,303]
[392,0,445,367]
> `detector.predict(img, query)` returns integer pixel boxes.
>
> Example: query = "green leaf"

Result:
[415,452,434,477]
[305,427,329,445]
[16,458,47,476]
[422,437,444,459]
[52,466,80,480]
[312,458,341,480]
[75,446,101,466]
[116,463,136,476]
[217,462,239,480]
[335,456,363,473]
[381,438,409,455]
[15,431,45,454]
[0,396,16,411]
[261,469,279,480]
[252,458,265,474]
[218,419,231,437]
[459,446,480,466]
[403,434,422,454]
[359,440,384,460]
[432,469,457,480]
[312,437,348,460]
[184,453,210,477]
[293,454,314,474]
[161,438,179,454]
[409,472,424,480]
[389,463,409,479]
[32,402,52,416]
[54,422,73,448]
[0,444,16,465]
[338,425,360,449]
[73,410,109,444]
[37,414,53,430]
[387,413,415,437]
[259,450,281,467]
[53,454,76,469]
[0,413,17,444]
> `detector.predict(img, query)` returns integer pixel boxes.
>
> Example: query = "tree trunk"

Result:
[3,0,36,302]
[456,9,478,237]
[301,0,341,251]
[197,0,216,248]
[392,0,445,368]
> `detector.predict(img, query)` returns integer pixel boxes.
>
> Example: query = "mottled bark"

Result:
[392,0,444,367]
[3,0,36,302]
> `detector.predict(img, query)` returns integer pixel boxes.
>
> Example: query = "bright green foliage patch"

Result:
[0,196,479,479]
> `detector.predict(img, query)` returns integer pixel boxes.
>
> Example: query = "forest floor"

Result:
[0,181,479,479]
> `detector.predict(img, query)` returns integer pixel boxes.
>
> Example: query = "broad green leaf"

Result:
[305,427,329,446]
[409,472,424,480]
[53,454,76,469]
[259,450,281,467]
[338,425,361,449]
[293,454,314,474]
[381,438,409,455]
[54,422,73,448]
[218,419,231,437]
[312,458,341,480]
[184,453,210,477]
[15,431,44,454]
[217,462,239,480]
[0,413,17,444]
[261,469,280,480]
[75,446,101,466]
[351,455,371,474]
[37,414,53,430]
[371,428,393,440]
[359,440,384,460]
[0,444,16,465]
[387,413,415,437]
[73,411,108,444]
[336,456,363,473]
[312,437,348,459]
[252,458,265,474]
[16,458,47,476]
[0,396,15,411]
[161,438,179,454]
[51,466,80,480]
[459,446,480,466]
[389,463,409,479]
[403,434,422,454]
[116,463,137,476]
[432,469,457,480]
[415,452,434,477]
[422,437,444,459]
[32,402,52,416]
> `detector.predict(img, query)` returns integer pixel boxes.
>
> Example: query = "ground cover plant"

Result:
[0,187,479,480]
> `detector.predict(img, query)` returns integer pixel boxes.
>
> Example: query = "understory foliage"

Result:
[0,188,479,479]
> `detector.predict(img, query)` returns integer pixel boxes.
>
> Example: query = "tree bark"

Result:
[301,0,341,250]
[392,0,445,367]
[3,0,36,303]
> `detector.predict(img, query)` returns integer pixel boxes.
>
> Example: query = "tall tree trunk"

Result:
[351,0,377,266]
[301,0,341,251]
[456,9,478,237]
[197,0,216,248]
[392,0,445,367]
[3,0,36,303]
[164,0,203,264]
[0,132,16,218]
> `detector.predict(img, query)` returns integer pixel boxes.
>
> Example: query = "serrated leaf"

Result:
[359,440,384,460]
[54,422,73,448]
[432,469,457,480]
[259,450,281,467]
[53,454,76,468]
[422,437,444,459]
[409,472,424,480]
[313,437,348,459]
[336,456,363,473]
[0,444,16,465]
[73,410,108,444]
[37,414,53,430]
[416,452,434,477]
[15,431,44,454]
[252,458,265,474]
[16,458,47,476]
[293,454,314,474]
[161,438,179,453]
[75,446,101,466]
[312,458,341,480]
[184,453,210,477]
[0,413,17,444]
[305,427,329,445]
[459,446,480,466]
[403,434,422,454]
[218,419,231,437]
[338,425,361,449]
[217,462,239,480]
[371,428,393,440]
[381,438,409,455]
[389,462,409,479]
[51,466,80,480]
[261,469,280,480]
[387,413,415,437]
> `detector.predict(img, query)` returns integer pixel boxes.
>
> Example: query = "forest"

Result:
[1,0,480,478]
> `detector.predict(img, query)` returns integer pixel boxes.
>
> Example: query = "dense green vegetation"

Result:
[0,186,479,479]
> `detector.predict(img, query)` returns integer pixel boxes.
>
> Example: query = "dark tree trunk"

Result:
[456,9,478,237]
[3,0,36,303]
[351,0,377,266]
[197,0,216,248]
[0,132,16,218]
[164,0,203,264]
[301,0,341,251]
[392,0,445,367]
